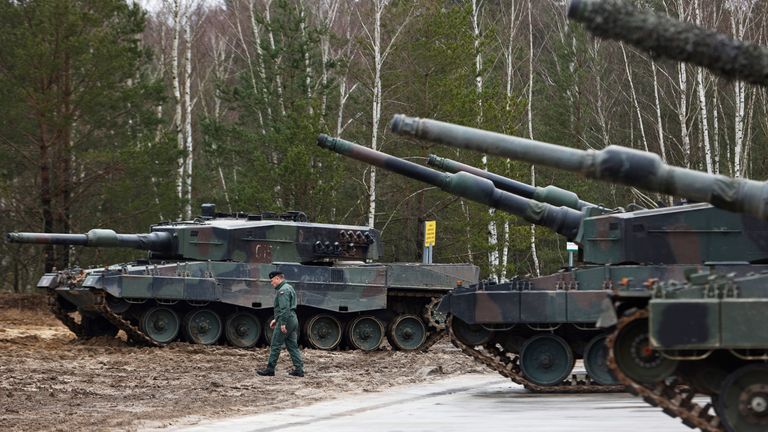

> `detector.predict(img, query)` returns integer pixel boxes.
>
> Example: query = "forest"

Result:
[1,0,767,291]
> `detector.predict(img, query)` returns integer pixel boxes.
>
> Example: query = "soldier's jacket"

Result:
[274,281,297,327]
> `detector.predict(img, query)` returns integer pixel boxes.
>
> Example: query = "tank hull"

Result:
[43,260,478,350]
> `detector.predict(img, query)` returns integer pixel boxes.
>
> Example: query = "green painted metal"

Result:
[321,129,768,388]
[427,154,594,210]
[9,206,479,349]
[347,316,385,351]
[716,364,768,432]
[519,334,575,387]
[613,318,678,384]
[567,0,768,87]
[387,314,427,351]
[583,335,617,385]
[224,311,261,348]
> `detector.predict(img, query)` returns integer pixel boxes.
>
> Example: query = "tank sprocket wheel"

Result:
[612,315,678,384]
[717,364,768,432]
[423,297,447,330]
[387,314,427,350]
[605,308,723,432]
[305,314,342,350]
[519,334,575,387]
[140,306,180,345]
[183,309,223,345]
[347,316,385,351]
[224,311,261,348]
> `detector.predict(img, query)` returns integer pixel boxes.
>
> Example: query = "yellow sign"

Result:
[424,220,437,246]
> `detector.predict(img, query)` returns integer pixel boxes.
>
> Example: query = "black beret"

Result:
[268,271,284,279]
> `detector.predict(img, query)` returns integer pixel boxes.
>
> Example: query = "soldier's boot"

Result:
[288,369,304,377]
[256,368,275,376]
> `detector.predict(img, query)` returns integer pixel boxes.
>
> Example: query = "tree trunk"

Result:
[264,0,286,117]
[527,0,540,277]
[694,0,713,173]
[674,0,691,167]
[621,43,649,153]
[172,0,185,215]
[183,8,193,219]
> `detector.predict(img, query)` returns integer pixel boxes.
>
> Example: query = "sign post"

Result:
[566,241,578,269]
[423,220,437,264]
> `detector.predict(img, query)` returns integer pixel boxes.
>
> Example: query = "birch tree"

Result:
[693,0,714,173]
[728,0,754,177]
[357,0,411,228]
[527,0,540,276]
[172,0,185,214]
[183,6,194,219]
[469,0,501,279]
[674,0,693,167]
[499,0,521,281]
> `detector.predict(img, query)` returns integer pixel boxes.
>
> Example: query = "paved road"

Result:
[159,374,692,432]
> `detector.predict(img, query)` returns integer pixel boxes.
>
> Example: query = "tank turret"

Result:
[8,205,382,263]
[317,134,582,240]
[567,0,768,87]
[390,114,768,221]
[427,155,595,210]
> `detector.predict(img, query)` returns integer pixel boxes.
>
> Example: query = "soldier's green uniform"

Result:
[265,279,304,374]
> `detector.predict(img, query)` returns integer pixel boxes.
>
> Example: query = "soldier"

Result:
[256,271,305,377]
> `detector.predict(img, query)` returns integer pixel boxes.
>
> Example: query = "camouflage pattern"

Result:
[383,115,768,396]
[8,207,479,350]
[568,0,768,87]
[388,110,768,425]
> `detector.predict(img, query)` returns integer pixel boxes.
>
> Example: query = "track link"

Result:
[91,292,161,347]
[419,297,447,352]
[48,291,84,338]
[447,316,624,393]
[605,309,723,431]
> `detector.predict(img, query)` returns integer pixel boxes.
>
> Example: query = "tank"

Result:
[318,134,768,395]
[389,116,768,426]
[8,205,479,351]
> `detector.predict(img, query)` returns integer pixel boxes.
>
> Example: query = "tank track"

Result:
[605,309,723,432]
[447,316,624,393]
[47,291,84,338]
[419,328,446,352]
[92,292,161,347]
[51,290,447,351]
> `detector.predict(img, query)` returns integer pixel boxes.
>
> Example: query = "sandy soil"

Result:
[0,293,486,431]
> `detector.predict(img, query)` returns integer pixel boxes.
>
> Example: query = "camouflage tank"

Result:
[318,134,768,395]
[389,108,768,429]
[7,205,479,351]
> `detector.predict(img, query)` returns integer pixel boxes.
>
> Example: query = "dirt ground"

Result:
[0,293,486,432]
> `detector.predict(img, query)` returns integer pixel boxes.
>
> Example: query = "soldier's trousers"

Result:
[267,313,303,372]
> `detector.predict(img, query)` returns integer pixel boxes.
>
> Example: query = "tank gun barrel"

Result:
[7,229,174,252]
[567,0,768,87]
[427,154,594,210]
[391,115,768,220]
[317,134,582,240]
